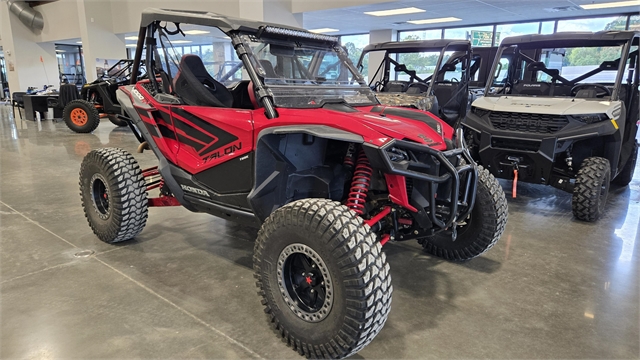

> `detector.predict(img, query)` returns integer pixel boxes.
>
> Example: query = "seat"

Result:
[11,92,26,119]
[382,81,409,93]
[258,60,278,78]
[47,84,79,120]
[172,54,233,108]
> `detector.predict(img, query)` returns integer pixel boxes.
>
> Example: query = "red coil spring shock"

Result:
[346,149,373,215]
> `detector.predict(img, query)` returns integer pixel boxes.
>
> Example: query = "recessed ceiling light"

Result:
[183,30,210,35]
[308,28,339,33]
[125,44,137,47]
[125,36,138,40]
[580,0,640,9]
[76,41,82,44]
[171,40,193,44]
[365,7,425,17]
[55,49,66,52]
[407,17,462,25]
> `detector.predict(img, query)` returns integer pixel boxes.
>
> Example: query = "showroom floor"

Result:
[0,104,638,359]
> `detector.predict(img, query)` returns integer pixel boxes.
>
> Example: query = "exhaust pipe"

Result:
[7,0,44,33]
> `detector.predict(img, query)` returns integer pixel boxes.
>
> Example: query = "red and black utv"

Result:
[79,8,507,359]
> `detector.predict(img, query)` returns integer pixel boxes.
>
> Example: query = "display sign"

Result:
[470,30,499,47]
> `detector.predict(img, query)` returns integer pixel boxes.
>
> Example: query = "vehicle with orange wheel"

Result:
[63,59,142,133]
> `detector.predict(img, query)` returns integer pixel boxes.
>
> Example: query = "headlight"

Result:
[573,113,609,124]
[471,106,490,117]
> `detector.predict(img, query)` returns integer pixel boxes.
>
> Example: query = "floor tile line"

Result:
[0,200,79,249]
[0,261,77,285]
[93,257,264,359]
[0,199,263,359]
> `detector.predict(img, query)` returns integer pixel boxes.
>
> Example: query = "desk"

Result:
[23,94,60,120]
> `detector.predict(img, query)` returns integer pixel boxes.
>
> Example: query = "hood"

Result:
[272,105,451,150]
[473,96,620,115]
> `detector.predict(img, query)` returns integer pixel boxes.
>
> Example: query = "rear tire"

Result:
[79,148,148,243]
[572,157,611,222]
[108,114,128,127]
[419,166,507,261]
[611,142,637,187]
[63,99,100,133]
[254,199,392,359]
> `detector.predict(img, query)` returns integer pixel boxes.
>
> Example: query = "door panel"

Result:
[169,106,254,192]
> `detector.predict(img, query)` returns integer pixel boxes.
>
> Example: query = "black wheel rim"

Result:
[90,174,110,219]
[277,244,333,322]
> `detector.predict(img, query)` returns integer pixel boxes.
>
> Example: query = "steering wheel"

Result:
[450,77,459,83]
[571,83,611,98]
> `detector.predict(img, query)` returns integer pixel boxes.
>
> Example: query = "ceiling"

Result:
[302,0,640,34]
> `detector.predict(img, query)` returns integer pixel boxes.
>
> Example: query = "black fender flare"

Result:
[248,125,364,221]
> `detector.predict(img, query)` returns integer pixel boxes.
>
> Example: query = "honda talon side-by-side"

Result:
[464,31,639,222]
[79,9,507,358]
[64,59,144,133]
[357,40,472,128]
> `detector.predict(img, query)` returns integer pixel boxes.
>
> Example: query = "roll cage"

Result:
[485,31,640,101]
[357,40,472,95]
[130,8,372,119]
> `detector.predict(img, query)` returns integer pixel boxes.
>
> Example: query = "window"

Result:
[158,25,240,84]
[341,34,368,75]
[399,29,441,41]
[55,44,86,88]
[492,57,510,86]
[557,16,625,32]
[540,21,555,34]
[629,15,640,31]
[445,26,493,45]
[495,22,540,45]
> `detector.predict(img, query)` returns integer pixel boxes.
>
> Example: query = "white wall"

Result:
[37,0,81,43]
[1,4,59,92]
[264,0,303,27]
[78,0,127,82]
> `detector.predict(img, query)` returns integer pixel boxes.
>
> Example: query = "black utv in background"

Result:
[63,59,142,133]
[464,31,639,221]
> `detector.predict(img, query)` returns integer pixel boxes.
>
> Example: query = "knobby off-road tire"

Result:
[572,157,611,222]
[79,148,148,243]
[419,166,508,261]
[63,99,101,133]
[612,142,637,187]
[108,114,128,127]
[254,199,392,359]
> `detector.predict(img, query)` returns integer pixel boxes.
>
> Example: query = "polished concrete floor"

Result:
[1,104,638,359]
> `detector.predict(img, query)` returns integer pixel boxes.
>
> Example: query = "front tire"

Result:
[419,166,508,261]
[572,157,611,222]
[79,148,148,243]
[63,99,101,133]
[254,199,392,359]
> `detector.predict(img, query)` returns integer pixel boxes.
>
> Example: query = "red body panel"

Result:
[127,83,453,177]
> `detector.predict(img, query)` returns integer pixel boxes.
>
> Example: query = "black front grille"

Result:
[489,111,569,134]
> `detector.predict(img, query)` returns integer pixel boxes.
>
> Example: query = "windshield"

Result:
[487,41,631,99]
[241,35,377,108]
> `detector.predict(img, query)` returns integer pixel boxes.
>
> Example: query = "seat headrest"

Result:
[258,60,278,78]
[179,55,212,83]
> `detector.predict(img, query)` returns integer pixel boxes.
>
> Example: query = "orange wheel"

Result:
[70,108,88,126]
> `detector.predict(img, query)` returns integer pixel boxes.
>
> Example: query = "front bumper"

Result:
[464,110,619,184]
[364,139,477,232]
